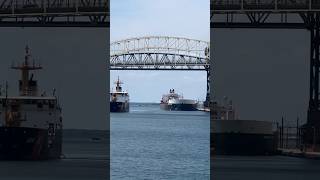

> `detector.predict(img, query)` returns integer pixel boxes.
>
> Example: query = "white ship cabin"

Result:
[110,77,129,102]
[211,97,236,120]
[0,96,58,109]
[0,96,61,128]
[0,46,62,129]
[161,89,182,103]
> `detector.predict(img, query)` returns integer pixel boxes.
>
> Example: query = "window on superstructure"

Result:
[37,100,43,108]
[49,100,55,108]
[11,104,19,111]
[23,99,32,104]
[1,100,6,107]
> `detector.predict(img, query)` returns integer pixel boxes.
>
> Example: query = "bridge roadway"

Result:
[0,0,109,27]
[211,0,320,28]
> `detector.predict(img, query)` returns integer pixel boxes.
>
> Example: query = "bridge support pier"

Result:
[204,68,210,108]
[305,12,320,148]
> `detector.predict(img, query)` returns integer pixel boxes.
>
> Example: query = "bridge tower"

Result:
[204,46,210,108]
[305,13,320,147]
[204,68,210,108]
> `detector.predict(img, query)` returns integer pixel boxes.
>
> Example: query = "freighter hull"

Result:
[160,103,198,111]
[211,133,276,155]
[110,102,129,112]
[211,120,277,155]
[0,127,62,160]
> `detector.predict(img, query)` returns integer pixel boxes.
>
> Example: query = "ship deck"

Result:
[0,96,57,100]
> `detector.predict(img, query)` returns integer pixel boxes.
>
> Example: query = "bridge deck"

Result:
[0,0,109,27]
[212,0,320,13]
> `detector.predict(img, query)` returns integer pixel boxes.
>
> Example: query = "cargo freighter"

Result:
[0,46,62,160]
[211,98,277,155]
[160,89,198,111]
[110,77,129,112]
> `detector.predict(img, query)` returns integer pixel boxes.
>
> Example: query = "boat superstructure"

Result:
[0,46,62,160]
[211,97,236,120]
[110,77,129,112]
[160,89,198,111]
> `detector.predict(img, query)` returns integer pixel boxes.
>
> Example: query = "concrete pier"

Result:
[278,148,320,159]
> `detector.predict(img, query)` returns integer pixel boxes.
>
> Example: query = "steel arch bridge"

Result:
[110,36,209,71]
[110,36,211,106]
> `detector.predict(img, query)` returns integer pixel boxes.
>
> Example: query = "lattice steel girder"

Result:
[110,53,209,71]
[0,0,109,27]
[109,67,208,71]
[111,36,210,60]
[210,1,320,29]
[211,10,309,28]
[212,0,320,13]
[308,13,320,113]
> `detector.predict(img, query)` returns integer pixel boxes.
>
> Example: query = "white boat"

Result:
[110,77,129,112]
[0,46,62,160]
[160,89,198,111]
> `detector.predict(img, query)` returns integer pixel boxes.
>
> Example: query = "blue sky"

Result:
[110,0,209,102]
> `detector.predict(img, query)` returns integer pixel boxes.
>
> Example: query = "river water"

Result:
[0,129,108,180]
[212,155,320,180]
[111,103,210,179]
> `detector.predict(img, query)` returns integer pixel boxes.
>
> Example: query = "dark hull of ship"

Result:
[160,103,198,111]
[211,133,276,155]
[0,127,62,160]
[110,102,129,112]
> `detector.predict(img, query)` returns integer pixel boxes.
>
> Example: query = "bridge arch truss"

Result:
[110,36,211,106]
[110,36,210,70]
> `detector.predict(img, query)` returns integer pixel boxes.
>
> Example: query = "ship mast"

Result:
[11,46,42,96]
[115,76,123,92]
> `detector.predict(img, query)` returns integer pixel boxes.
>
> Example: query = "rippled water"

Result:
[111,103,210,180]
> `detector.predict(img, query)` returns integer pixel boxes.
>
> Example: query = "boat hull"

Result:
[160,103,198,111]
[110,102,129,112]
[0,127,62,160]
[211,132,276,155]
[211,120,277,155]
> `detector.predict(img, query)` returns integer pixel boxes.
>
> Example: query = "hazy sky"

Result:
[0,28,108,130]
[211,29,309,125]
[110,0,210,102]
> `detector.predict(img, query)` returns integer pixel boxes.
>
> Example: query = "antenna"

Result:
[4,81,8,126]
[5,81,8,99]
[52,88,56,96]
[11,46,42,96]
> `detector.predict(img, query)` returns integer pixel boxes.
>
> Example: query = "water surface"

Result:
[111,103,210,180]
[0,129,108,180]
